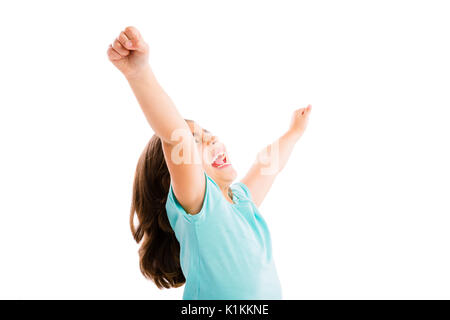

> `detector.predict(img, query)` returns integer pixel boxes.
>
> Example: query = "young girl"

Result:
[107,26,311,300]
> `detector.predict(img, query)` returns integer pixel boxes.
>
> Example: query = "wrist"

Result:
[125,64,153,82]
[285,129,303,142]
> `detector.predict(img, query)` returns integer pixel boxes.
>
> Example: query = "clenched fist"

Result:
[107,26,150,79]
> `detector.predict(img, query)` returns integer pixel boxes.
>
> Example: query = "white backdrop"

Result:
[0,0,449,299]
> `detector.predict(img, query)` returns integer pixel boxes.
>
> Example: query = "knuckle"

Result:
[112,43,120,52]
[110,48,119,56]
[125,26,138,36]
[119,32,128,42]
[113,40,128,54]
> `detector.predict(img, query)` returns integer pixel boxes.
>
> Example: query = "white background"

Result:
[0,0,449,299]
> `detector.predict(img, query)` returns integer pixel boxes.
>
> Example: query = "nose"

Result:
[205,134,218,146]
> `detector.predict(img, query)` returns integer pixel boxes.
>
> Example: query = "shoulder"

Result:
[165,172,222,225]
[231,181,253,202]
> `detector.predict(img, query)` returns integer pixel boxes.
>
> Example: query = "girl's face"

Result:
[187,121,237,185]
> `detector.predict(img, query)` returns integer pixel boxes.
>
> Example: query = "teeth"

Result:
[217,163,230,168]
[211,152,225,164]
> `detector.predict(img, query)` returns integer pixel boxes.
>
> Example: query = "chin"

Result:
[223,166,238,182]
[207,165,237,183]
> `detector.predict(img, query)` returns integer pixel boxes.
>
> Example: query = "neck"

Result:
[216,181,234,204]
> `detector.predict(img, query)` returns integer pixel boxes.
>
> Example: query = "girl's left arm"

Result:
[240,105,312,207]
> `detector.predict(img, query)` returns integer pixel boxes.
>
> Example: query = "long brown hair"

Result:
[129,130,187,289]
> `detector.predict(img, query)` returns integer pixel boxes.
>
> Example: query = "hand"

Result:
[107,26,150,79]
[288,104,312,139]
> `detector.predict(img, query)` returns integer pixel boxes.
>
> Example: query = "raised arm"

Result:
[107,26,205,215]
[241,105,312,207]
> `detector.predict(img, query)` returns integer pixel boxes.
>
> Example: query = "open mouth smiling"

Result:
[211,151,231,169]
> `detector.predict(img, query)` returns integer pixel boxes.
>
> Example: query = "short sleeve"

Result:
[165,171,212,224]
[232,181,253,202]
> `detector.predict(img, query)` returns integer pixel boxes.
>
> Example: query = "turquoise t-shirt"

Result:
[165,171,282,300]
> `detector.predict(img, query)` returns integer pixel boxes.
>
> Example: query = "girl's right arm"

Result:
[107,26,206,215]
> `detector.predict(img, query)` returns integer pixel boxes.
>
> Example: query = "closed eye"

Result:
[192,132,201,143]
[192,128,210,143]
[192,128,211,144]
